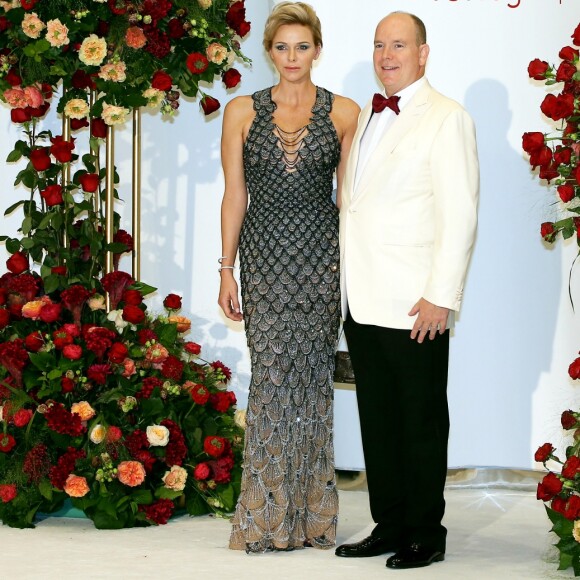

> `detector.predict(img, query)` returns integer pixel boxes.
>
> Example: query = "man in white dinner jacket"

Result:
[335,11,479,570]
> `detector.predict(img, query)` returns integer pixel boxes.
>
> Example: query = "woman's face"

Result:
[268,24,320,82]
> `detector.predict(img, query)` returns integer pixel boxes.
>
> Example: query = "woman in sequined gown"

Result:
[218,2,359,552]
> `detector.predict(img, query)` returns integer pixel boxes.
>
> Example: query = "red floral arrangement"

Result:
[524,22,580,576]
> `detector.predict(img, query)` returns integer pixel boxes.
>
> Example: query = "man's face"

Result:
[373,14,429,97]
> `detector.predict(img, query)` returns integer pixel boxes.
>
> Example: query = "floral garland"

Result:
[0,0,250,530]
[0,0,251,119]
[523,21,580,576]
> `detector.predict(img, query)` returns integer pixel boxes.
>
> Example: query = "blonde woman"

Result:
[218,2,359,552]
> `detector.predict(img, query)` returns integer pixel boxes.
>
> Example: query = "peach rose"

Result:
[121,357,136,378]
[125,26,147,49]
[146,425,170,447]
[90,424,106,444]
[22,297,50,320]
[71,401,96,421]
[162,465,188,491]
[79,34,107,66]
[3,88,28,109]
[198,0,212,8]
[145,343,169,364]
[64,98,90,119]
[206,42,227,64]
[64,474,90,498]
[98,62,127,83]
[22,12,45,39]
[46,19,69,47]
[168,315,191,333]
[101,102,129,126]
[117,460,146,487]
[88,294,106,311]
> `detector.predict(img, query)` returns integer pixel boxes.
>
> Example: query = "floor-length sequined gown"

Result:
[229,87,341,552]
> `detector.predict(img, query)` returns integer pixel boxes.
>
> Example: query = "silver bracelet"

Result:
[218,266,235,273]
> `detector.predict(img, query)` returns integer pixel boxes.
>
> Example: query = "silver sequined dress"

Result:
[229,87,340,552]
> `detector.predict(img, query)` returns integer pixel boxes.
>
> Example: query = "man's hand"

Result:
[409,298,449,343]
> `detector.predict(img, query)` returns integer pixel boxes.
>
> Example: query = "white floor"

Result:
[0,485,570,580]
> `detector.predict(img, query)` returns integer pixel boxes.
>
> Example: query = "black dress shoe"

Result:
[335,535,397,558]
[386,543,445,569]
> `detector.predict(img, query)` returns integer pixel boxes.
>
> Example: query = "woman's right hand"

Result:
[218,273,243,322]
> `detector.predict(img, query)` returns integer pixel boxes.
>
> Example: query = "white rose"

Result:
[146,425,170,447]
[107,309,129,332]
[90,424,106,444]
[234,408,247,429]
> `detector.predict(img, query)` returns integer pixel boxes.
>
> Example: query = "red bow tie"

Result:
[372,93,401,115]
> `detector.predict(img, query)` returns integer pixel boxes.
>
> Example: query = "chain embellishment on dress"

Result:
[273,124,309,172]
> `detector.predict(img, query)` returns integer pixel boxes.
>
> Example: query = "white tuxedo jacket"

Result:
[340,80,479,329]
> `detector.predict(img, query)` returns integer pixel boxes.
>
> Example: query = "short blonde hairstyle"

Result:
[263,2,322,51]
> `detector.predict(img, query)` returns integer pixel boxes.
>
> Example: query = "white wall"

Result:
[1,0,579,468]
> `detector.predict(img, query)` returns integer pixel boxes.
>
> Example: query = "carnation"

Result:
[46,19,69,47]
[21,12,45,39]
[98,62,127,83]
[64,99,90,119]
[79,34,108,67]
[101,102,130,126]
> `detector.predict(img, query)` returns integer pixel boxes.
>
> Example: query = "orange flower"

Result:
[168,315,191,333]
[71,401,96,421]
[117,460,146,487]
[63,474,90,498]
[125,26,146,49]
[145,343,169,364]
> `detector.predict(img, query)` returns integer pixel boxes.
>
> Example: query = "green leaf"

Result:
[6,149,22,163]
[47,369,63,380]
[158,323,178,347]
[20,237,36,250]
[43,274,60,294]
[155,487,183,500]
[92,510,127,530]
[38,480,53,501]
[131,281,157,296]
[28,352,56,372]
[559,551,574,571]
[186,492,210,516]
[547,506,574,538]
[21,169,37,190]
[218,483,235,511]
[5,238,21,253]
[22,216,33,236]
[130,490,153,505]
[105,242,130,253]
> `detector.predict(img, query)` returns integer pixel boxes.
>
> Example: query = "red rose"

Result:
[20,0,40,9]
[529,146,552,170]
[12,408,33,428]
[39,302,61,323]
[0,309,9,330]
[210,391,236,413]
[0,17,10,32]
[122,289,142,305]
[193,462,211,481]
[522,132,545,154]
[541,222,556,242]
[167,18,185,39]
[190,383,210,405]
[62,344,83,360]
[24,331,43,352]
[564,495,580,520]
[91,118,107,139]
[108,0,128,15]
[562,410,578,429]
[7,252,28,274]
[71,70,95,90]
[0,484,17,503]
[204,435,227,458]
[569,357,580,380]
[52,265,67,276]
[541,93,575,122]
[70,118,89,131]
[5,68,20,86]
[226,1,251,37]
[61,376,75,393]
[573,24,580,46]
[79,173,100,193]
[29,148,52,171]
[108,342,128,364]
[11,108,31,124]
[560,46,580,61]
[184,342,201,355]
[201,95,220,116]
[558,184,575,203]
[40,184,64,207]
[28,102,49,119]
[151,70,173,91]
[186,52,209,74]
[539,162,560,183]
[552,496,567,515]
[50,136,75,163]
[534,443,554,463]
[87,363,112,385]
[163,293,182,310]
[562,456,580,479]
[537,472,563,501]
[556,61,577,83]
[237,21,251,37]
[222,68,242,89]
[123,304,145,324]
[527,59,549,80]
[106,426,122,443]
[0,434,16,453]
[554,147,572,166]
[52,330,73,350]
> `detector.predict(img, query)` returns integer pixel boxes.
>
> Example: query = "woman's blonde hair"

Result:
[263,2,322,51]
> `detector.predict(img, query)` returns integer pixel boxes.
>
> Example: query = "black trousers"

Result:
[344,312,450,552]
